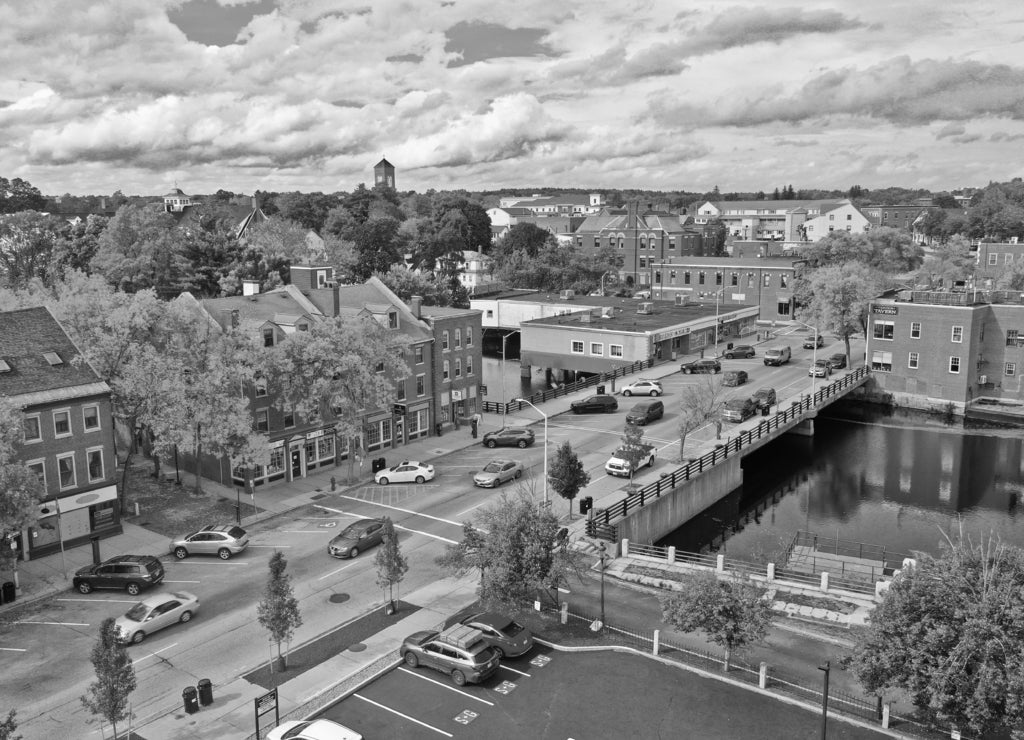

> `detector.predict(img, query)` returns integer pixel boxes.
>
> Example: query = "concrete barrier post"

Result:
[621,539,630,557]
[667,546,676,564]
[882,703,890,729]
[560,602,568,625]
[759,662,768,689]
[653,629,660,656]
[820,571,829,592]
[717,554,725,573]
[766,562,775,581]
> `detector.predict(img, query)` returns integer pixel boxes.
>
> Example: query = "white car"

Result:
[114,591,200,644]
[473,459,525,488]
[266,719,363,740]
[374,460,435,485]
[620,379,663,397]
[604,445,656,477]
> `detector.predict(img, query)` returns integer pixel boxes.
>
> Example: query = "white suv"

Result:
[620,379,663,397]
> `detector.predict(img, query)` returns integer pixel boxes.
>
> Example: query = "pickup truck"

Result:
[604,444,656,477]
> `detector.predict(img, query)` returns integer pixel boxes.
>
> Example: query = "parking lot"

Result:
[315,647,891,739]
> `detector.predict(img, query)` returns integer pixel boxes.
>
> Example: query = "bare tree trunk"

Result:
[678,431,688,463]
[193,423,203,495]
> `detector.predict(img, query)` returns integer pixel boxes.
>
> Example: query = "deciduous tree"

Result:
[617,422,650,492]
[676,375,726,462]
[547,441,590,520]
[374,517,408,609]
[0,212,69,288]
[916,235,974,288]
[80,617,136,739]
[257,551,302,671]
[90,204,187,294]
[794,262,878,366]
[0,709,20,740]
[0,177,46,213]
[0,398,45,564]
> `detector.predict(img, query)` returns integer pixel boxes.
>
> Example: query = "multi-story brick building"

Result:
[860,205,927,234]
[974,241,1024,284]
[1,307,120,561]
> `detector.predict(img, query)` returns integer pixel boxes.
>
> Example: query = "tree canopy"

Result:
[794,262,879,365]
[80,617,136,739]
[548,441,590,519]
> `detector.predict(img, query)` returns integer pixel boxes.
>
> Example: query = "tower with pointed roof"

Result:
[374,157,395,189]
[163,187,192,213]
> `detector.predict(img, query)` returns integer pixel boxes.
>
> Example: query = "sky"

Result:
[2,0,1023,197]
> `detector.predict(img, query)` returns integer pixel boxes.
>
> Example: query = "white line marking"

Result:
[398,667,495,704]
[329,499,464,529]
[247,544,291,548]
[0,647,27,652]
[132,643,178,666]
[557,587,571,594]
[57,598,137,603]
[393,524,457,544]
[353,693,453,736]
[500,665,531,677]
[170,560,248,565]
[318,562,358,580]
[13,620,89,627]
[163,580,201,584]
[283,529,340,533]
[456,500,491,517]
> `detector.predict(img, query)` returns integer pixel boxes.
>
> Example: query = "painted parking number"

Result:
[494,680,517,695]
[529,655,551,668]
[454,710,479,725]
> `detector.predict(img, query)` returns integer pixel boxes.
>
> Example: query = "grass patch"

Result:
[244,600,421,691]
[777,591,859,615]
[623,564,690,583]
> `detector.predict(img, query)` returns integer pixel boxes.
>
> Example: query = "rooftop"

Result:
[523,300,755,333]
[0,306,103,397]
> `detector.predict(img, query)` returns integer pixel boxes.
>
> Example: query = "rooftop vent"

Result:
[559,289,575,300]
[637,302,654,315]
[42,352,63,366]
[600,306,614,318]
[0,359,10,373]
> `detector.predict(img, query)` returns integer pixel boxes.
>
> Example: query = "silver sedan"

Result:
[473,459,524,488]
[114,591,200,644]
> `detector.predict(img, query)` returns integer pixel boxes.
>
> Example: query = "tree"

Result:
[52,214,108,275]
[0,212,70,289]
[80,617,136,739]
[547,441,590,520]
[0,397,45,564]
[496,223,553,259]
[617,422,649,492]
[676,375,727,462]
[0,177,46,213]
[273,192,338,233]
[660,572,773,671]
[850,538,1024,739]
[794,262,879,366]
[90,204,187,294]
[351,216,405,279]
[435,522,489,585]
[243,217,315,266]
[376,265,440,304]
[374,517,408,610]
[916,235,974,288]
[0,710,20,740]
[257,551,302,671]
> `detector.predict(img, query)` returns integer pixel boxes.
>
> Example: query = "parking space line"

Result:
[318,562,357,580]
[132,643,177,666]
[247,544,292,548]
[398,667,495,705]
[169,561,248,565]
[57,598,137,603]
[499,665,531,677]
[328,500,465,529]
[457,500,491,517]
[283,529,345,533]
[0,647,27,652]
[393,524,457,545]
[14,620,89,627]
[163,580,200,584]
[353,694,453,737]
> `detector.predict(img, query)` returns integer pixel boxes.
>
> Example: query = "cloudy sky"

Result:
[2,0,1023,197]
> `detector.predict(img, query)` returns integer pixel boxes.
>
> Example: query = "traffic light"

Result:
[579,496,593,515]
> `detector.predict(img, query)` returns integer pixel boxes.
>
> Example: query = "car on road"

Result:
[114,591,199,644]
[752,387,777,410]
[570,395,618,414]
[827,353,847,370]
[763,346,792,366]
[803,334,825,349]
[605,444,656,477]
[328,518,386,559]
[809,359,832,378]
[170,524,249,560]
[680,358,721,374]
[459,612,534,658]
[374,460,434,485]
[722,370,748,387]
[482,426,535,448]
[474,459,524,488]
[722,345,755,359]
[73,554,165,595]
[625,399,664,426]
[620,378,663,397]
[722,397,758,423]
[266,719,363,740]
[401,624,500,686]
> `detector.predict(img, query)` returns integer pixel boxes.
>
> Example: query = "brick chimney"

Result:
[410,295,423,318]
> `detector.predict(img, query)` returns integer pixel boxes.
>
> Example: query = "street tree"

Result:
[850,537,1024,739]
[660,572,774,671]
[90,204,187,294]
[0,710,19,740]
[794,262,879,367]
[374,517,408,611]
[916,235,975,288]
[676,375,727,462]
[257,551,303,671]
[80,617,136,740]
[435,523,488,585]
[547,441,590,520]
[0,397,45,565]
[618,422,650,492]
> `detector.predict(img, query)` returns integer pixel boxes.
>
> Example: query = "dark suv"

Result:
[73,555,165,595]
[570,395,618,414]
[482,427,535,449]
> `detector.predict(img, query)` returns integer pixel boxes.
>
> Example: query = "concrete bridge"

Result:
[584,365,871,545]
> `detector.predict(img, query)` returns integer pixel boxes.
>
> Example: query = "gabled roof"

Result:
[375,157,394,169]
[302,278,432,342]
[200,290,317,333]
[575,209,688,235]
[0,306,105,398]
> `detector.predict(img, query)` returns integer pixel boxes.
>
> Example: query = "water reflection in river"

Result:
[657,404,1024,560]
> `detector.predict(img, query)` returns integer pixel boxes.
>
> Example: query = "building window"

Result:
[747,273,754,288]
[698,271,706,285]
[951,326,963,343]
[908,352,919,369]
[847,214,852,220]
[467,356,474,376]
[57,453,76,490]
[639,257,647,269]
[763,274,770,287]
[949,356,961,374]
[871,351,893,372]
[53,409,71,437]
[591,343,604,356]
[443,360,450,382]
[684,272,691,285]
[455,359,462,378]
[670,270,677,283]
[1006,329,1019,346]
[988,253,998,266]
[873,321,895,340]
[780,274,788,288]
[415,345,424,364]
[396,381,406,401]
[27,460,45,488]
[610,344,623,357]
[416,374,425,396]
[375,361,385,373]
[669,238,676,250]
[571,340,584,354]
[83,405,100,431]
[24,414,41,443]
[486,310,494,319]
[87,448,104,482]
[388,311,398,329]
[1005,362,1016,376]
[777,301,792,316]
[284,410,295,428]
[255,409,270,432]
[715,271,722,286]
[442,331,449,351]
[455,329,462,349]
[466,327,473,346]
[263,328,275,347]
[910,322,921,339]
[730,272,738,286]
[254,378,268,397]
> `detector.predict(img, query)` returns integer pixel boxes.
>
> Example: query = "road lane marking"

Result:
[0,647,27,652]
[353,693,454,736]
[283,529,340,533]
[169,561,248,565]
[318,562,358,580]
[247,544,292,548]
[13,620,89,626]
[163,580,200,584]
[500,665,532,677]
[457,500,491,517]
[132,643,177,666]
[328,499,465,529]
[398,667,495,704]
[393,525,457,544]
[57,598,136,603]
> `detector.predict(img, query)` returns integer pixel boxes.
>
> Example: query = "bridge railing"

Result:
[585,366,869,540]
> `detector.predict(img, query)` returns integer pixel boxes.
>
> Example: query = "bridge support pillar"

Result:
[789,418,815,437]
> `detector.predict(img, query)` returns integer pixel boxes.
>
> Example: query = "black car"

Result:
[482,427,535,449]
[571,395,618,414]
[328,518,386,559]
[827,353,847,370]
[722,398,758,423]
[722,345,755,359]
[680,358,721,374]
[722,370,748,387]
[73,555,165,595]
[752,387,777,410]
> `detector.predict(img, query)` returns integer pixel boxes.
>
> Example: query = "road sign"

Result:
[479,384,488,395]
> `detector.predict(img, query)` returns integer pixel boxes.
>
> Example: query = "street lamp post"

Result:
[791,319,819,408]
[598,541,607,630]
[501,329,521,427]
[713,288,723,356]
[818,661,831,740]
[512,398,548,504]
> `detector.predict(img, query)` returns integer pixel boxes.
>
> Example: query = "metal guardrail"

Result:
[788,530,908,571]
[585,366,870,541]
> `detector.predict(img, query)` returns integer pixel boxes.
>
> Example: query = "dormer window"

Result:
[263,328,275,347]
[388,311,398,330]
[43,351,63,366]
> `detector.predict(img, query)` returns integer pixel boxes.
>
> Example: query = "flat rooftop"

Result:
[524,300,755,332]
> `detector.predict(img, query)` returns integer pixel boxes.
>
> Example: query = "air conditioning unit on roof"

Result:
[559,289,575,300]
[674,294,684,306]
[637,302,654,315]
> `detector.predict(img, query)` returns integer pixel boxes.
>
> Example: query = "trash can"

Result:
[761,405,770,417]
[197,678,213,706]
[1,581,14,604]
[596,384,606,395]
[182,686,199,714]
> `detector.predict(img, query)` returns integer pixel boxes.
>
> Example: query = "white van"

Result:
[763,346,792,366]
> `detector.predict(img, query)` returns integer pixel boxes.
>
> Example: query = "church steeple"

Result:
[374,157,395,189]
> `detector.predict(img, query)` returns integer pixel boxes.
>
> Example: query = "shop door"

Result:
[395,417,405,445]
[290,449,302,479]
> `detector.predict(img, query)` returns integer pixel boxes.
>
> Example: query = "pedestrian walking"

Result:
[470,411,481,439]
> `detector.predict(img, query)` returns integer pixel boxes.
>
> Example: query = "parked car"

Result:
[680,358,721,374]
[328,517,386,559]
[722,345,755,359]
[459,612,534,658]
[266,719,362,740]
[625,399,664,425]
[763,346,792,366]
[604,444,656,477]
[73,554,165,595]
[809,359,832,378]
[722,370,748,387]
[170,524,249,560]
[633,290,652,300]
[482,426,535,449]
[374,460,434,484]
[114,591,199,644]
[571,395,618,414]
[722,397,758,423]
[803,334,825,349]
[401,625,500,686]
[474,459,524,488]
[827,353,847,370]
[620,378,663,397]
[752,387,777,410]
